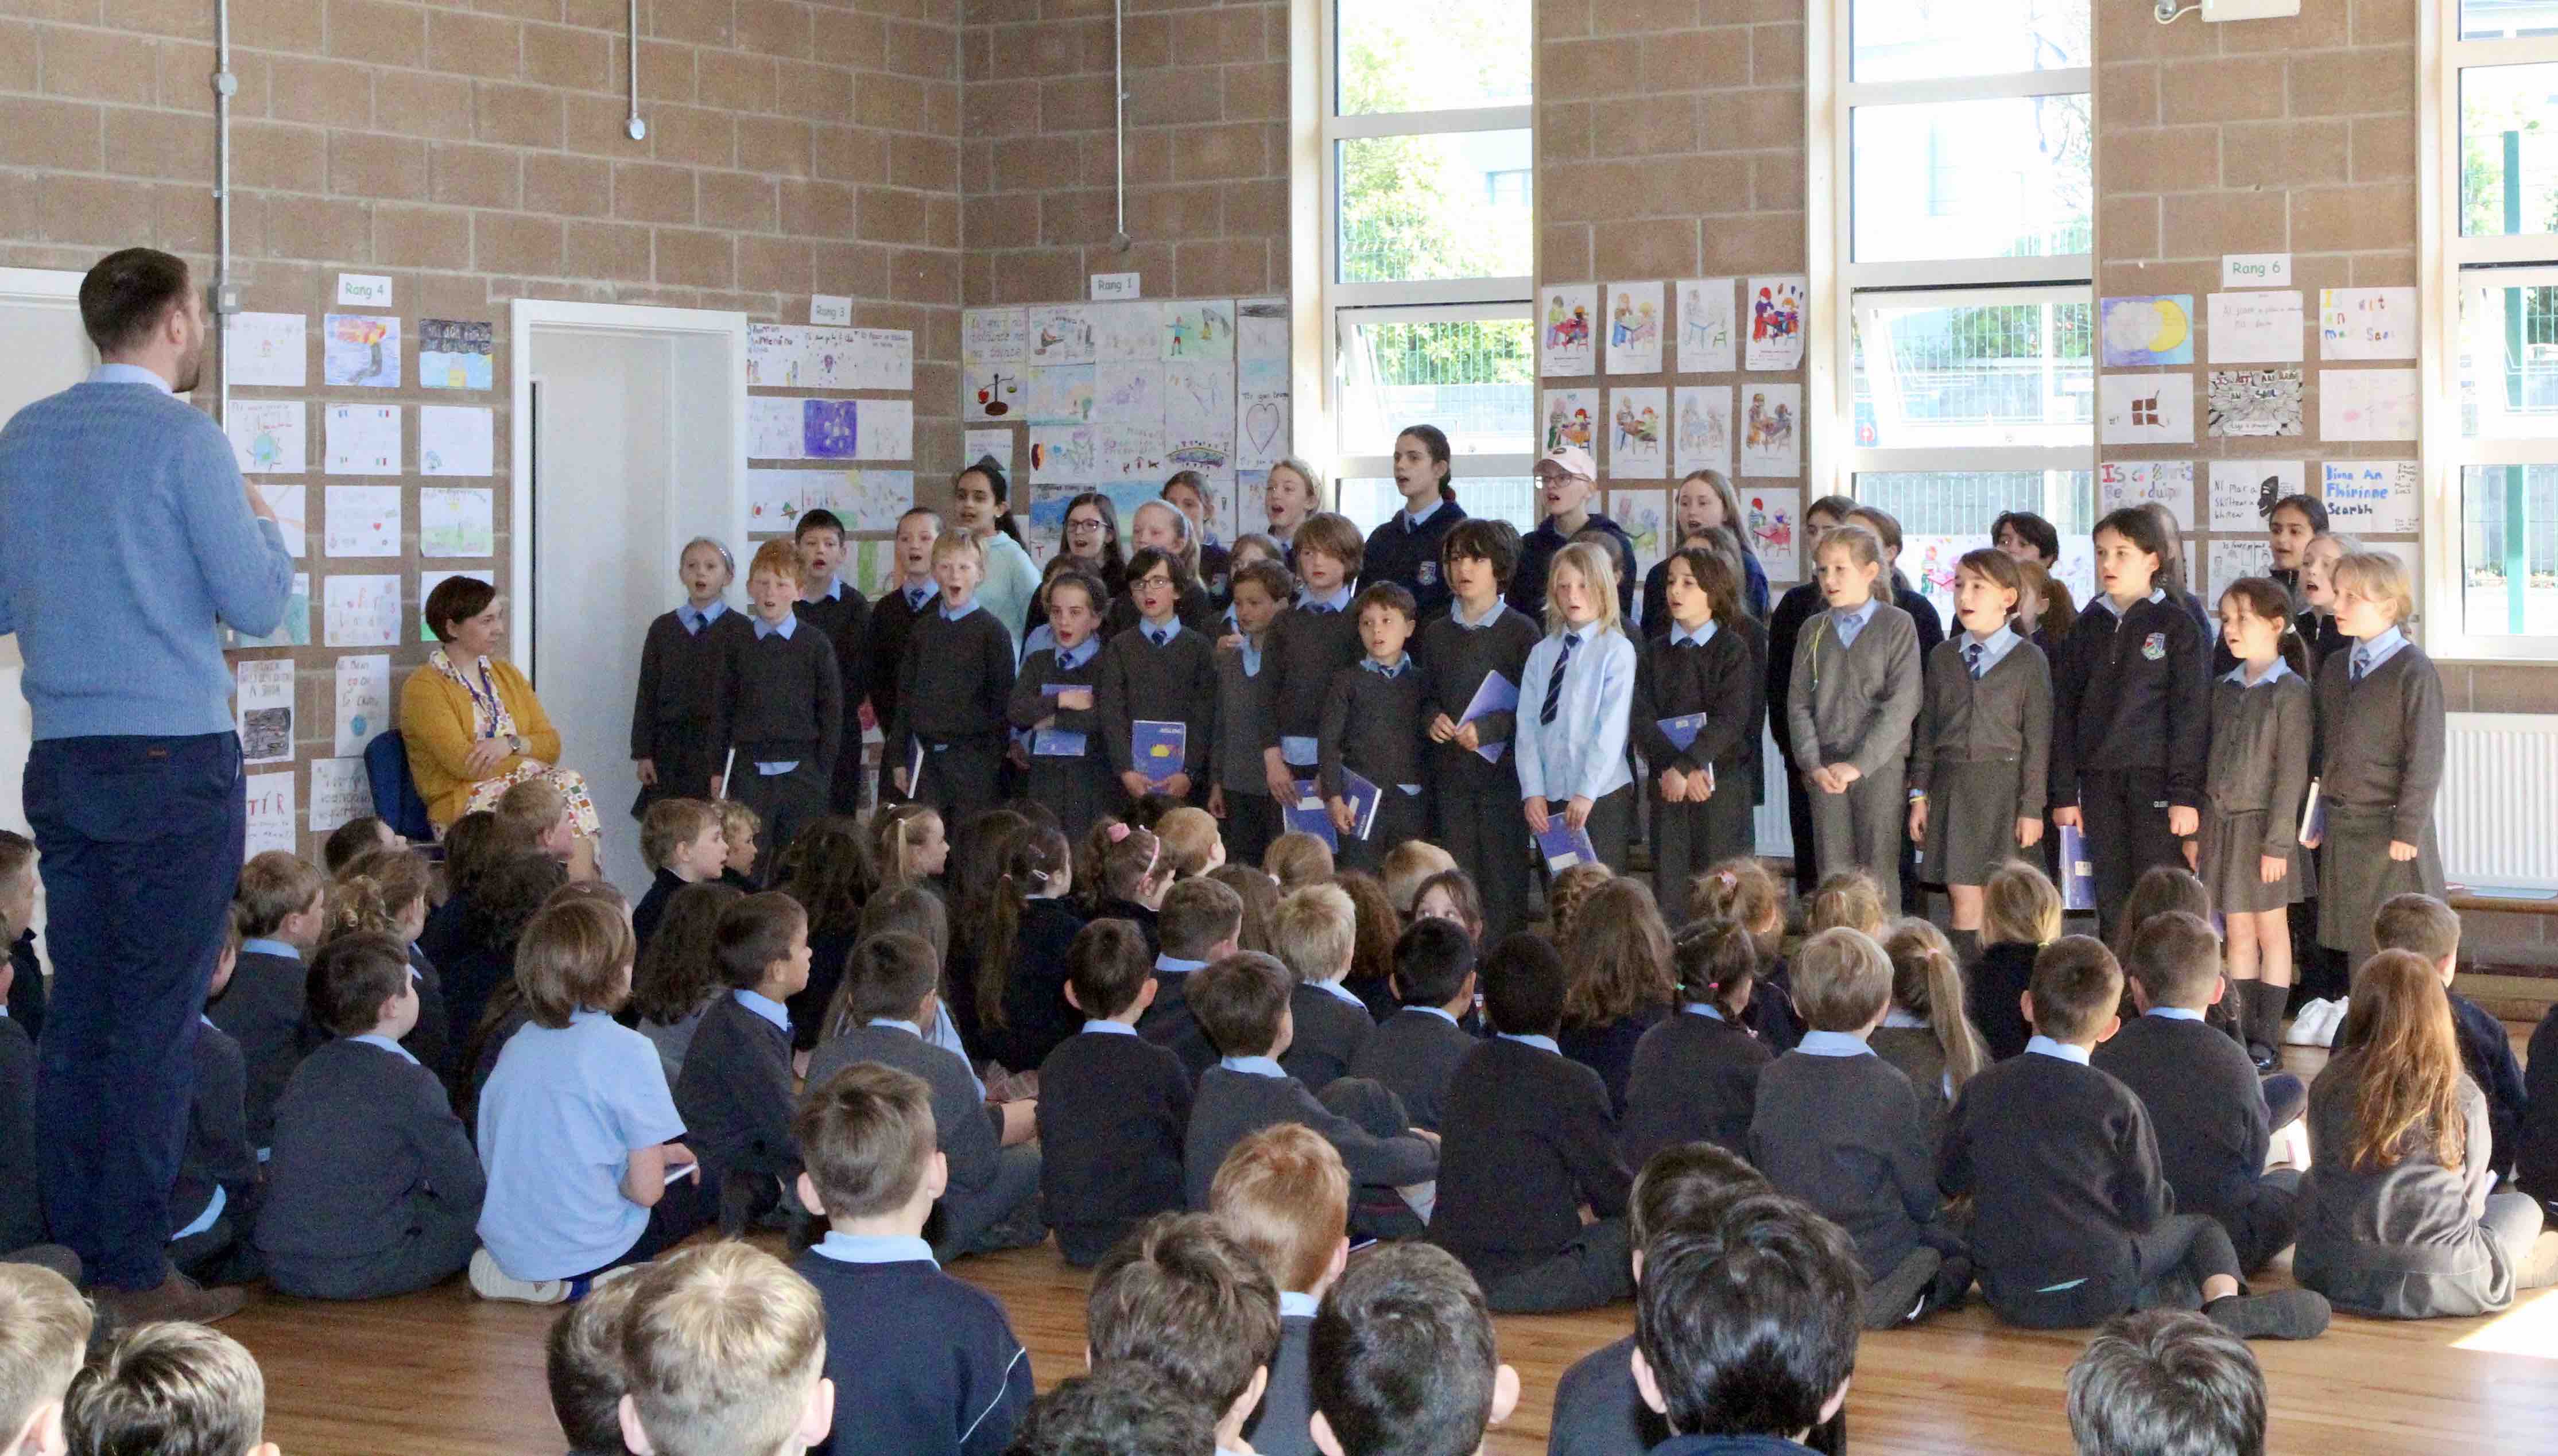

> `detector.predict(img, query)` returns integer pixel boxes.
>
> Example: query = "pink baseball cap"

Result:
[1537,445,1597,482]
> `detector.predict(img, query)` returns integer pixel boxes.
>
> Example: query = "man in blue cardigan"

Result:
[0,247,292,1323]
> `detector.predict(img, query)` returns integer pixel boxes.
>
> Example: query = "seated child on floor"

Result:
[615,1243,834,1456]
[1087,1213,1282,1456]
[1210,1124,1351,1456]
[1037,919,1192,1267]
[64,1322,280,1456]
[1308,1243,1521,1456]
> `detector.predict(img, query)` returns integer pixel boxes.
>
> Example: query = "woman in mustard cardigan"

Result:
[400,575,602,849]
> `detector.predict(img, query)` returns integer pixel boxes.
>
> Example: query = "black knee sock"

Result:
[2249,979,2290,1049]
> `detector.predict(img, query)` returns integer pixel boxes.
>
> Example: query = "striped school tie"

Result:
[2351,647,2368,682]
[1540,632,1580,726]
[1964,642,1984,679]
[1150,628,1169,647]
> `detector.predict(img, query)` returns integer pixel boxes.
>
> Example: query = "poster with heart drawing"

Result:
[1237,359,1289,470]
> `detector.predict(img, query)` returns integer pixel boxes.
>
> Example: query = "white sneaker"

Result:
[2315,996,2348,1047]
[2283,999,2331,1046]
[470,1247,570,1304]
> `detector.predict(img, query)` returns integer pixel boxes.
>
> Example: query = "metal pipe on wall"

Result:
[1111,0,1130,251]
[212,0,237,423]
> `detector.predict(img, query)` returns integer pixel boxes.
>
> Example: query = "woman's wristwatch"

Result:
[506,732,526,755]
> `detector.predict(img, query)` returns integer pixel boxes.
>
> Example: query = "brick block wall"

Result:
[959,0,1290,309]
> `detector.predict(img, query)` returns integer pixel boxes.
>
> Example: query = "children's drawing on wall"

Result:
[1029,425,1097,486]
[419,317,495,390]
[1606,387,1666,479]
[226,401,305,475]
[1096,423,1168,482]
[1029,305,1096,364]
[2318,287,2418,362]
[1904,536,1991,625]
[1161,301,1233,361]
[964,365,1021,421]
[2207,459,2304,534]
[1099,363,1165,426]
[802,399,859,459]
[1237,297,1288,363]
[1236,359,1289,471]
[1604,281,1664,375]
[2319,368,2420,441]
[1676,278,1737,374]
[1606,491,1668,589]
[1542,388,1597,455]
[1541,285,1596,377]
[1744,277,1805,371]
[1672,386,1732,476]
[233,572,311,649]
[2098,373,2195,445]
[1095,302,1160,362]
[2098,295,2195,368]
[1739,384,1801,476]
[2204,368,2304,438]
[2096,459,2197,530]
[1746,488,1800,581]
[323,314,401,387]
[1029,364,1097,425]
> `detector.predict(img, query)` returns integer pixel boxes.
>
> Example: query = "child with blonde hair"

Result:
[1875,918,1990,1146]
[1264,831,1336,894]
[1155,805,1226,879]
[1973,859,2064,1061]
[1789,523,1923,913]
[716,799,762,888]
[2308,552,2445,970]
[1544,861,1615,940]
[0,1264,91,1456]
[714,537,845,874]
[1211,1124,1352,1456]
[617,1242,834,1456]
[1379,840,1456,918]
[1516,541,1639,870]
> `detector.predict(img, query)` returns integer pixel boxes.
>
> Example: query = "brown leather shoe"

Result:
[92,1269,249,1326]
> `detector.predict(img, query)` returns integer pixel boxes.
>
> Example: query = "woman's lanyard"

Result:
[458,658,504,739]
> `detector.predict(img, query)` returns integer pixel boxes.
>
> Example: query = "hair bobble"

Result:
[1715,869,1739,888]
[1106,822,1130,843]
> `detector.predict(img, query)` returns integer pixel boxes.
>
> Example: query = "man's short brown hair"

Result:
[1188,952,1292,1058]
[2372,892,2460,966]
[516,896,638,1027]
[234,850,326,938]
[1789,927,1892,1032]
[797,1062,937,1221]
[1087,1213,1282,1418]
[714,892,807,991]
[64,1322,266,1456]
[618,1242,827,1456]
[2030,935,2124,1043]
[1209,1124,1348,1295]
[79,247,191,355]
[1159,876,1243,961]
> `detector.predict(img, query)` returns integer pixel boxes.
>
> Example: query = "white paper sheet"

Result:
[256,484,308,558]
[2204,369,2304,438]
[856,399,913,461]
[325,573,403,647]
[1542,388,1598,456]
[1738,383,1801,476]
[1235,359,1289,471]
[323,313,401,387]
[2206,539,2275,596]
[1672,386,1733,476]
[1675,279,1738,374]
[2097,459,2197,531]
[420,487,493,557]
[232,572,310,649]
[1603,281,1665,375]
[2099,374,2194,445]
[2207,460,2305,534]
[324,485,401,558]
[226,400,305,475]
[1237,297,1288,363]
[333,653,392,757]
[1744,277,1807,371]
[244,770,297,861]
[419,405,493,477]
[1743,486,1802,583]
[749,397,805,459]
[2207,291,2304,364]
[308,757,370,833]
[1606,490,1668,590]
[1606,387,1668,479]
[2317,287,2419,361]
[323,403,401,475]
[963,308,1028,366]
[1541,284,1596,377]
[2319,368,2419,441]
[235,658,295,766]
[2319,460,2421,534]
[224,312,307,387]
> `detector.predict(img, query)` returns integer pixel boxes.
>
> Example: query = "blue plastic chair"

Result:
[363,730,436,844]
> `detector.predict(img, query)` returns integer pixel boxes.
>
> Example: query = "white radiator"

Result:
[1744,713,2552,887]
[2439,712,2558,891]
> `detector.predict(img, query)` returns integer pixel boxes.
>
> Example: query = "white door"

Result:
[0,269,101,955]
[518,305,745,902]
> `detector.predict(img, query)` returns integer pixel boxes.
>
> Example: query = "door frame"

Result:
[507,298,749,685]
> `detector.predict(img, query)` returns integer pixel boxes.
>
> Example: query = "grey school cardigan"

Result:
[1908,635,2052,815]
[2295,1059,2513,1318]
[1785,604,1923,776]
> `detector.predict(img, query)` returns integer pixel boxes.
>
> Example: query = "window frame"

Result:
[1812,0,2095,504]
[1312,0,1534,533]
[2425,2,2558,658]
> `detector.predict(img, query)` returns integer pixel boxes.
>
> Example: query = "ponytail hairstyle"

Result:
[976,824,1069,1031]
[951,809,1033,961]
[1954,548,2024,624]
[1805,871,1888,938]
[1398,424,1456,504]
[959,456,1027,545]
[866,804,941,897]
[1881,917,1989,1094]
[2135,501,2192,596]
[1670,916,1761,1022]
[322,871,401,944]
[2218,577,2310,679]
[335,847,434,941]
[1687,856,1783,961]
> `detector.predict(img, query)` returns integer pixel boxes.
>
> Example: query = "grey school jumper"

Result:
[1909,635,2052,886]
[2309,643,2446,964]
[1786,603,1923,913]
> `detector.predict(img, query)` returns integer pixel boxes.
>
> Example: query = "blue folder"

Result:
[1133,720,1187,785]
[1285,779,1338,851]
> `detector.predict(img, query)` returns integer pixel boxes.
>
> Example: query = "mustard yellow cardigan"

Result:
[398,658,564,827]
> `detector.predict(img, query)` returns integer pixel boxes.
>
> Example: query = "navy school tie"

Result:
[1541,632,1580,726]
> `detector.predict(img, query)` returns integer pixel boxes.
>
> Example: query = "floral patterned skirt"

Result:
[460,762,602,838]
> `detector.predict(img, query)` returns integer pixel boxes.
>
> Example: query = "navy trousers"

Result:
[29,732,245,1291]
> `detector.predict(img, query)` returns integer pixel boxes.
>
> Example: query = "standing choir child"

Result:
[1787,524,1923,913]
[866,508,945,799]
[1417,520,1539,941]
[1010,566,1114,838]
[1096,546,1220,810]
[1258,512,1369,810]
[952,458,1040,659]
[1122,499,1223,635]
[1318,583,1428,872]
[1362,426,1467,621]
[888,531,1018,842]
[1212,557,1293,868]
[1768,495,1859,895]
[1161,472,1231,604]
[711,539,845,872]
[1908,548,2051,960]
[1642,470,1770,629]
[2307,552,2446,970]
[630,537,743,813]
[2200,578,2315,1068]
[1264,458,1325,556]
[1510,446,1636,622]
[1516,541,1639,871]
[790,509,873,816]
[1633,543,1764,910]
[2049,507,2209,938]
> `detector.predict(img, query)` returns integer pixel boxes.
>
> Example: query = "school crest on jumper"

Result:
[2141,631,2167,661]
[1417,561,1439,587]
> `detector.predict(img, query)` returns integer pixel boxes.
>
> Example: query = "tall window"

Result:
[1825,1,2093,544]
[1323,0,1537,532]
[2436,0,2558,654]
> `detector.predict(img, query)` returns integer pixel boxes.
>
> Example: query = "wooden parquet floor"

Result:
[218,1039,2558,1455]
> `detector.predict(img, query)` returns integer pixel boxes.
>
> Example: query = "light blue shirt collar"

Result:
[1220,1054,1286,1078]
[1082,1019,1140,1036]
[1681,1001,1726,1022]
[2097,587,2167,618]
[1239,633,1264,676]
[1156,954,1207,974]
[1410,1005,1459,1024]
[1830,598,1879,633]
[2025,1034,2092,1065]
[1404,497,1446,530]
[678,600,728,632]
[1138,615,1183,643]
[1279,1290,1321,1319]
[811,1231,936,1266]
[1311,979,1366,1009]
[1964,623,2021,675]
[1301,582,1354,614]
[348,1032,419,1065]
[90,362,175,393]
[807,577,845,601]
[903,580,936,611]
[867,1017,924,1038]
[1795,1030,1874,1058]
[1497,1031,1559,1054]
[939,596,981,622]
[1453,598,1505,630]
[1668,619,1719,649]
[2224,657,2293,688]
[736,988,790,1032]
[243,938,301,961]
[2354,626,2409,674]
[2144,1005,2206,1022]
[1054,636,1100,671]
[753,612,799,640]
[1360,654,1411,678]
